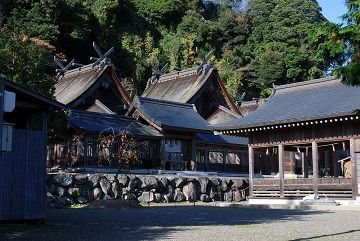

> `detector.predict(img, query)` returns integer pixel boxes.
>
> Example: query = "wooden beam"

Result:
[312,141,319,197]
[278,144,284,198]
[350,138,358,198]
[249,146,254,197]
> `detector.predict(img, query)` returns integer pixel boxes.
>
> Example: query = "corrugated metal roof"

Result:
[215,77,360,130]
[66,109,163,138]
[54,64,108,105]
[134,96,212,133]
[196,133,248,146]
[2,79,67,110]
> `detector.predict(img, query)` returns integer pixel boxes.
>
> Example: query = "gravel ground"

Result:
[1,205,360,241]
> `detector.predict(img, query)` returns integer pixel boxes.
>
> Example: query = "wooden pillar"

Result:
[301,152,309,178]
[205,147,209,171]
[160,138,166,169]
[278,144,284,198]
[249,146,254,197]
[332,151,338,177]
[191,138,197,171]
[350,138,358,198]
[83,137,88,167]
[222,150,227,172]
[312,141,319,197]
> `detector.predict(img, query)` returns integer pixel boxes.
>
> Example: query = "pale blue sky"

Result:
[317,0,347,24]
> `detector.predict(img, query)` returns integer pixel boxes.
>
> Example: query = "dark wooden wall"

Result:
[0,129,47,221]
[249,120,360,146]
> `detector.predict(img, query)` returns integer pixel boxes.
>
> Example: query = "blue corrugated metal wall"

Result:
[0,129,47,221]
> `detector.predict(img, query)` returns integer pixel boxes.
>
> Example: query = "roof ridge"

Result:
[156,67,199,81]
[59,64,111,79]
[137,96,195,108]
[68,109,137,120]
[274,76,339,90]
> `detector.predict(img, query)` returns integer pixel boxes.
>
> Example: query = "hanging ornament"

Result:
[343,142,346,151]
[332,144,335,152]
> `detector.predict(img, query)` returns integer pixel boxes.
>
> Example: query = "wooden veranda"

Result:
[216,77,360,200]
[247,134,359,199]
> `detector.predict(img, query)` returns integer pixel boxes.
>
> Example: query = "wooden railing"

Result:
[252,177,352,198]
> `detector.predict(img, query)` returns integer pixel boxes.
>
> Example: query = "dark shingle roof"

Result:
[133,96,212,133]
[215,77,360,130]
[66,110,162,138]
[196,133,248,146]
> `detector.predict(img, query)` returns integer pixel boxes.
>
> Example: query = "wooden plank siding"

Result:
[0,129,47,221]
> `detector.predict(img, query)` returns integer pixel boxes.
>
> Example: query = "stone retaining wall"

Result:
[46,173,249,208]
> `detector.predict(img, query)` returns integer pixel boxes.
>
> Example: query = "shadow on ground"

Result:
[0,205,333,241]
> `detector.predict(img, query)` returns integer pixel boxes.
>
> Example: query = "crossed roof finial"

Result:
[195,47,214,73]
[90,42,114,70]
[54,56,85,78]
[146,63,169,88]
[235,92,246,106]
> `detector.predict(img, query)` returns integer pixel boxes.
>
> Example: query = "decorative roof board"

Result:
[133,96,212,133]
[196,133,248,146]
[207,106,240,125]
[66,109,162,138]
[238,99,263,116]
[87,100,115,114]
[215,77,360,130]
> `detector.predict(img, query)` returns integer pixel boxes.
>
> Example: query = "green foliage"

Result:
[131,0,187,25]
[309,22,345,72]
[0,0,343,98]
[0,31,55,96]
[121,32,160,91]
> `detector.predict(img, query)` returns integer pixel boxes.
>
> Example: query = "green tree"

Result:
[338,0,360,85]
[0,31,55,96]
[243,0,329,96]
